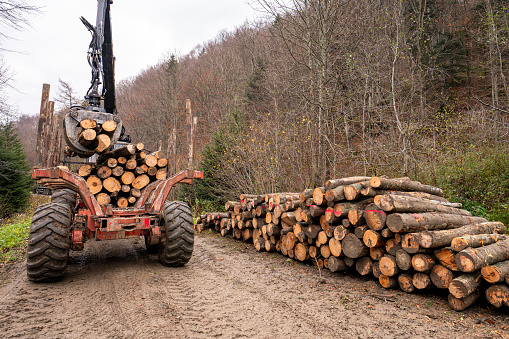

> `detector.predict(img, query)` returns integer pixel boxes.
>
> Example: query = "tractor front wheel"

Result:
[158,201,194,266]
[26,202,73,282]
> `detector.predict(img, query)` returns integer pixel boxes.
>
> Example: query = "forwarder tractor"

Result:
[27,0,203,282]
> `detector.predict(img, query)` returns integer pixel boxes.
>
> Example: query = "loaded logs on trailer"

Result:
[65,118,119,156]
[77,143,168,208]
[195,176,509,312]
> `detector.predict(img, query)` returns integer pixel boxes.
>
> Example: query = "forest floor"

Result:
[0,231,508,339]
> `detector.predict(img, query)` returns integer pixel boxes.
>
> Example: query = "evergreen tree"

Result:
[0,122,31,217]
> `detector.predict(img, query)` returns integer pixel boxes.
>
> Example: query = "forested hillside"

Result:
[19,0,507,219]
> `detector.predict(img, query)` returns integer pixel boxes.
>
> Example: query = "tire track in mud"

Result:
[0,234,507,338]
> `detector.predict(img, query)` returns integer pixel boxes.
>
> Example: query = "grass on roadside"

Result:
[0,218,31,265]
[0,194,50,266]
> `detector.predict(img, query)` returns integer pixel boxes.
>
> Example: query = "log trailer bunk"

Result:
[28,0,203,282]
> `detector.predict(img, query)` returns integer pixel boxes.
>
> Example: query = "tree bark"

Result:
[485,284,509,308]
[451,233,507,252]
[342,233,369,258]
[356,257,373,276]
[379,255,399,276]
[411,253,435,273]
[456,238,509,272]
[396,249,412,271]
[327,256,348,272]
[481,260,509,283]
[386,213,487,233]
[434,247,460,272]
[398,273,415,293]
[448,273,482,298]
[419,222,505,249]
[430,264,456,289]
[448,292,481,311]
[364,203,387,231]
[370,177,443,196]
[379,194,465,214]
[324,176,372,190]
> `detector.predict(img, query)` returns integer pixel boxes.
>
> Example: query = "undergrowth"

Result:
[0,194,50,265]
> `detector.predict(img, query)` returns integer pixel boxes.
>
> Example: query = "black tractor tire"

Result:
[26,202,73,282]
[158,201,194,266]
[51,189,77,209]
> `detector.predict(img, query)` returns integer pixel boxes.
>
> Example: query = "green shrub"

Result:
[430,145,509,227]
[0,122,32,218]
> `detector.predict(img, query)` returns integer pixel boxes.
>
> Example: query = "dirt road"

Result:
[0,232,507,338]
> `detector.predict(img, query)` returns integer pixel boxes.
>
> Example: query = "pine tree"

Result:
[0,122,32,217]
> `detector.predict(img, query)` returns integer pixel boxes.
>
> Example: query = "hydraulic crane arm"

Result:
[80,0,116,113]
[63,0,124,158]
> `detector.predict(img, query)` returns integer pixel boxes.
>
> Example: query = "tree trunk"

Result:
[456,238,509,272]
[370,247,385,261]
[78,129,96,147]
[312,187,326,205]
[434,247,460,272]
[430,264,456,289]
[327,256,348,272]
[485,284,509,308]
[356,257,373,276]
[448,273,482,298]
[379,275,398,289]
[96,193,111,206]
[94,134,111,153]
[117,197,128,208]
[370,177,443,196]
[411,253,435,273]
[320,244,331,259]
[329,238,342,257]
[121,172,135,185]
[294,243,310,261]
[451,233,507,252]
[398,273,415,293]
[324,176,372,190]
[86,176,102,195]
[419,222,505,249]
[448,292,481,311]
[363,230,385,248]
[481,260,509,283]
[396,249,412,271]
[96,166,112,179]
[132,174,150,189]
[379,194,466,214]
[379,255,399,276]
[385,238,402,256]
[386,213,487,233]
[78,164,93,177]
[342,233,369,258]
[333,225,352,241]
[325,185,345,202]
[364,203,387,231]
[103,177,121,193]
[413,272,432,289]
[111,166,124,177]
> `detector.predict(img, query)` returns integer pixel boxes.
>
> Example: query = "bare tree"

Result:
[54,78,80,110]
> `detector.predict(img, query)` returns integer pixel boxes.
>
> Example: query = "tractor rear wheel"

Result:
[51,189,77,209]
[158,201,194,266]
[26,202,73,282]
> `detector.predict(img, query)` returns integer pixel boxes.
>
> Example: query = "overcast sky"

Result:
[2,0,261,117]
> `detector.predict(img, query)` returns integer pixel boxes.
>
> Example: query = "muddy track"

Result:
[0,233,508,338]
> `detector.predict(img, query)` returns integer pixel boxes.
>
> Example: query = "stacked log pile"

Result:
[195,176,509,311]
[76,143,168,208]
